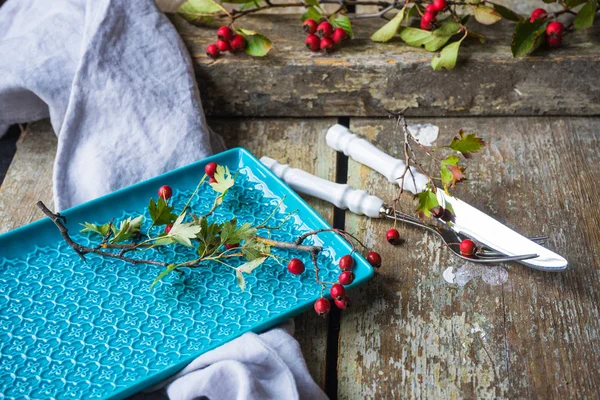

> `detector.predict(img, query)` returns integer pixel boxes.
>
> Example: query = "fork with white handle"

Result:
[260,156,541,264]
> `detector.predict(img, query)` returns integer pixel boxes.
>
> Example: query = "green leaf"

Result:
[80,222,112,237]
[148,197,176,226]
[565,0,588,7]
[440,155,466,189]
[209,165,235,194]
[151,264,179,289]
[415,189,439,218]
[448,130,486,157]
[236,270,245,291]
[488,2,522,22]
[241,238,271,261]
[304,0,321,7]
[221,0,253,3]
[239,1,260,9]
[154,213,201,247]
[178,0,226,22]
[431,39,463,71]
[473,5,502,25]
[331,15,353,38]
[433,18,461,36]
[574,0,598,29]
[234,28,272,57]
[370,9,405,42]
[237,257,267,274]
[398,27,454,51]
[511,19,547,57]
[302,6,323,22]
[228,222,257,244]
[111,216,144,243]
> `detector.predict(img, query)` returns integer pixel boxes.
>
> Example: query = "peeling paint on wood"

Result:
[173,15,600,117]
[338,117,600,399]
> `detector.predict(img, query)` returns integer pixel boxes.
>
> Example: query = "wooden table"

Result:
[1,8,600,400]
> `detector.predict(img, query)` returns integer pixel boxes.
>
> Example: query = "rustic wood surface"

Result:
[338,117,600,399]
[0,118,336,390]
[172,15,600,118]
[1,116,599,399]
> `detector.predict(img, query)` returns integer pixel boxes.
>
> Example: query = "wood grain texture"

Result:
[0,120,55,233]
[210,118,337,388]
[173,15,600,118]
[0,118,336,390]
[337,117,600,399]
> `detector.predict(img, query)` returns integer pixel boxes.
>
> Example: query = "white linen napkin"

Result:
[0,0,328,398]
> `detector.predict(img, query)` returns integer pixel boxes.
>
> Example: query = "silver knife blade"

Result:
[437,192,567,271]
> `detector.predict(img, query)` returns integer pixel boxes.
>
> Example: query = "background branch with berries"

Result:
[179,0,598,69]
[38,162,383,317]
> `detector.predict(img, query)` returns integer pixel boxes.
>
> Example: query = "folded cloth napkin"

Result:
[0,0,328,399]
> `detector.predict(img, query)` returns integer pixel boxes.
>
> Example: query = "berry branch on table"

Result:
[38,164,383,318]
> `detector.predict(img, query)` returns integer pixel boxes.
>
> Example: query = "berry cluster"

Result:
[303,19,348,53]
[530,8,564,48]
[420,0,447,31]
[287,249,381,317]
[206,26,246,59]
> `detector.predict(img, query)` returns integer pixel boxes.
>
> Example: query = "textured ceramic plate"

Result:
[0,148,374,400]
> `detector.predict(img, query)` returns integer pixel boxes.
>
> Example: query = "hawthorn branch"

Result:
[37,201,169,268]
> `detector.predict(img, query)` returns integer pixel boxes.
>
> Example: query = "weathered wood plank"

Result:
[0,117,337,389]
[0,120,56,233]
[337,117,600,399]
[173,15,600,117]
[210,118,337,388]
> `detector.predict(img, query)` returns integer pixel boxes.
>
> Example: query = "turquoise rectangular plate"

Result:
[0,148,374,399]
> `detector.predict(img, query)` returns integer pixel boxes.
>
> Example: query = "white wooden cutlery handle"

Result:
[260,156,384,218]
[326,124,429,194]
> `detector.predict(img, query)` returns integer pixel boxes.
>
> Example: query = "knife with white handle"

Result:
[325,124,568,271]
[260,156,384,218]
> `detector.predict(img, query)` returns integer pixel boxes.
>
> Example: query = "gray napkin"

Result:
[0,0,328,399]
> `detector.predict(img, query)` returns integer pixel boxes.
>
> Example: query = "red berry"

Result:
[305,34,321,52]
[287,258,305,275]
[332,28,347,45]
[209,177,217,183]
[386,228,401,245]
[339,255,354,271]
[459,239,477,256]
[320,37,335,53]
[316,21,333,38]
[338,271,355,285]
[425,4,438,14]
[420,11,436,30]
[366,252,382,268]
[303,19,318,35]
[217,39,231,52]
[430,206,444,219]
[546,21,564,37]
[314,298,331,317]
[158,185,172,200]
[334,296,350,310]
[206,44,220,59]
[432,0,447,12]
[547,35,562,48]
[164,224,173,234]
[205,162,218,177]
[330,283,346,300]
[441,208,455,223]
[217,26,233,41]
[225,243,238,250]
[230,34,246,53]
[530,8,547,23]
